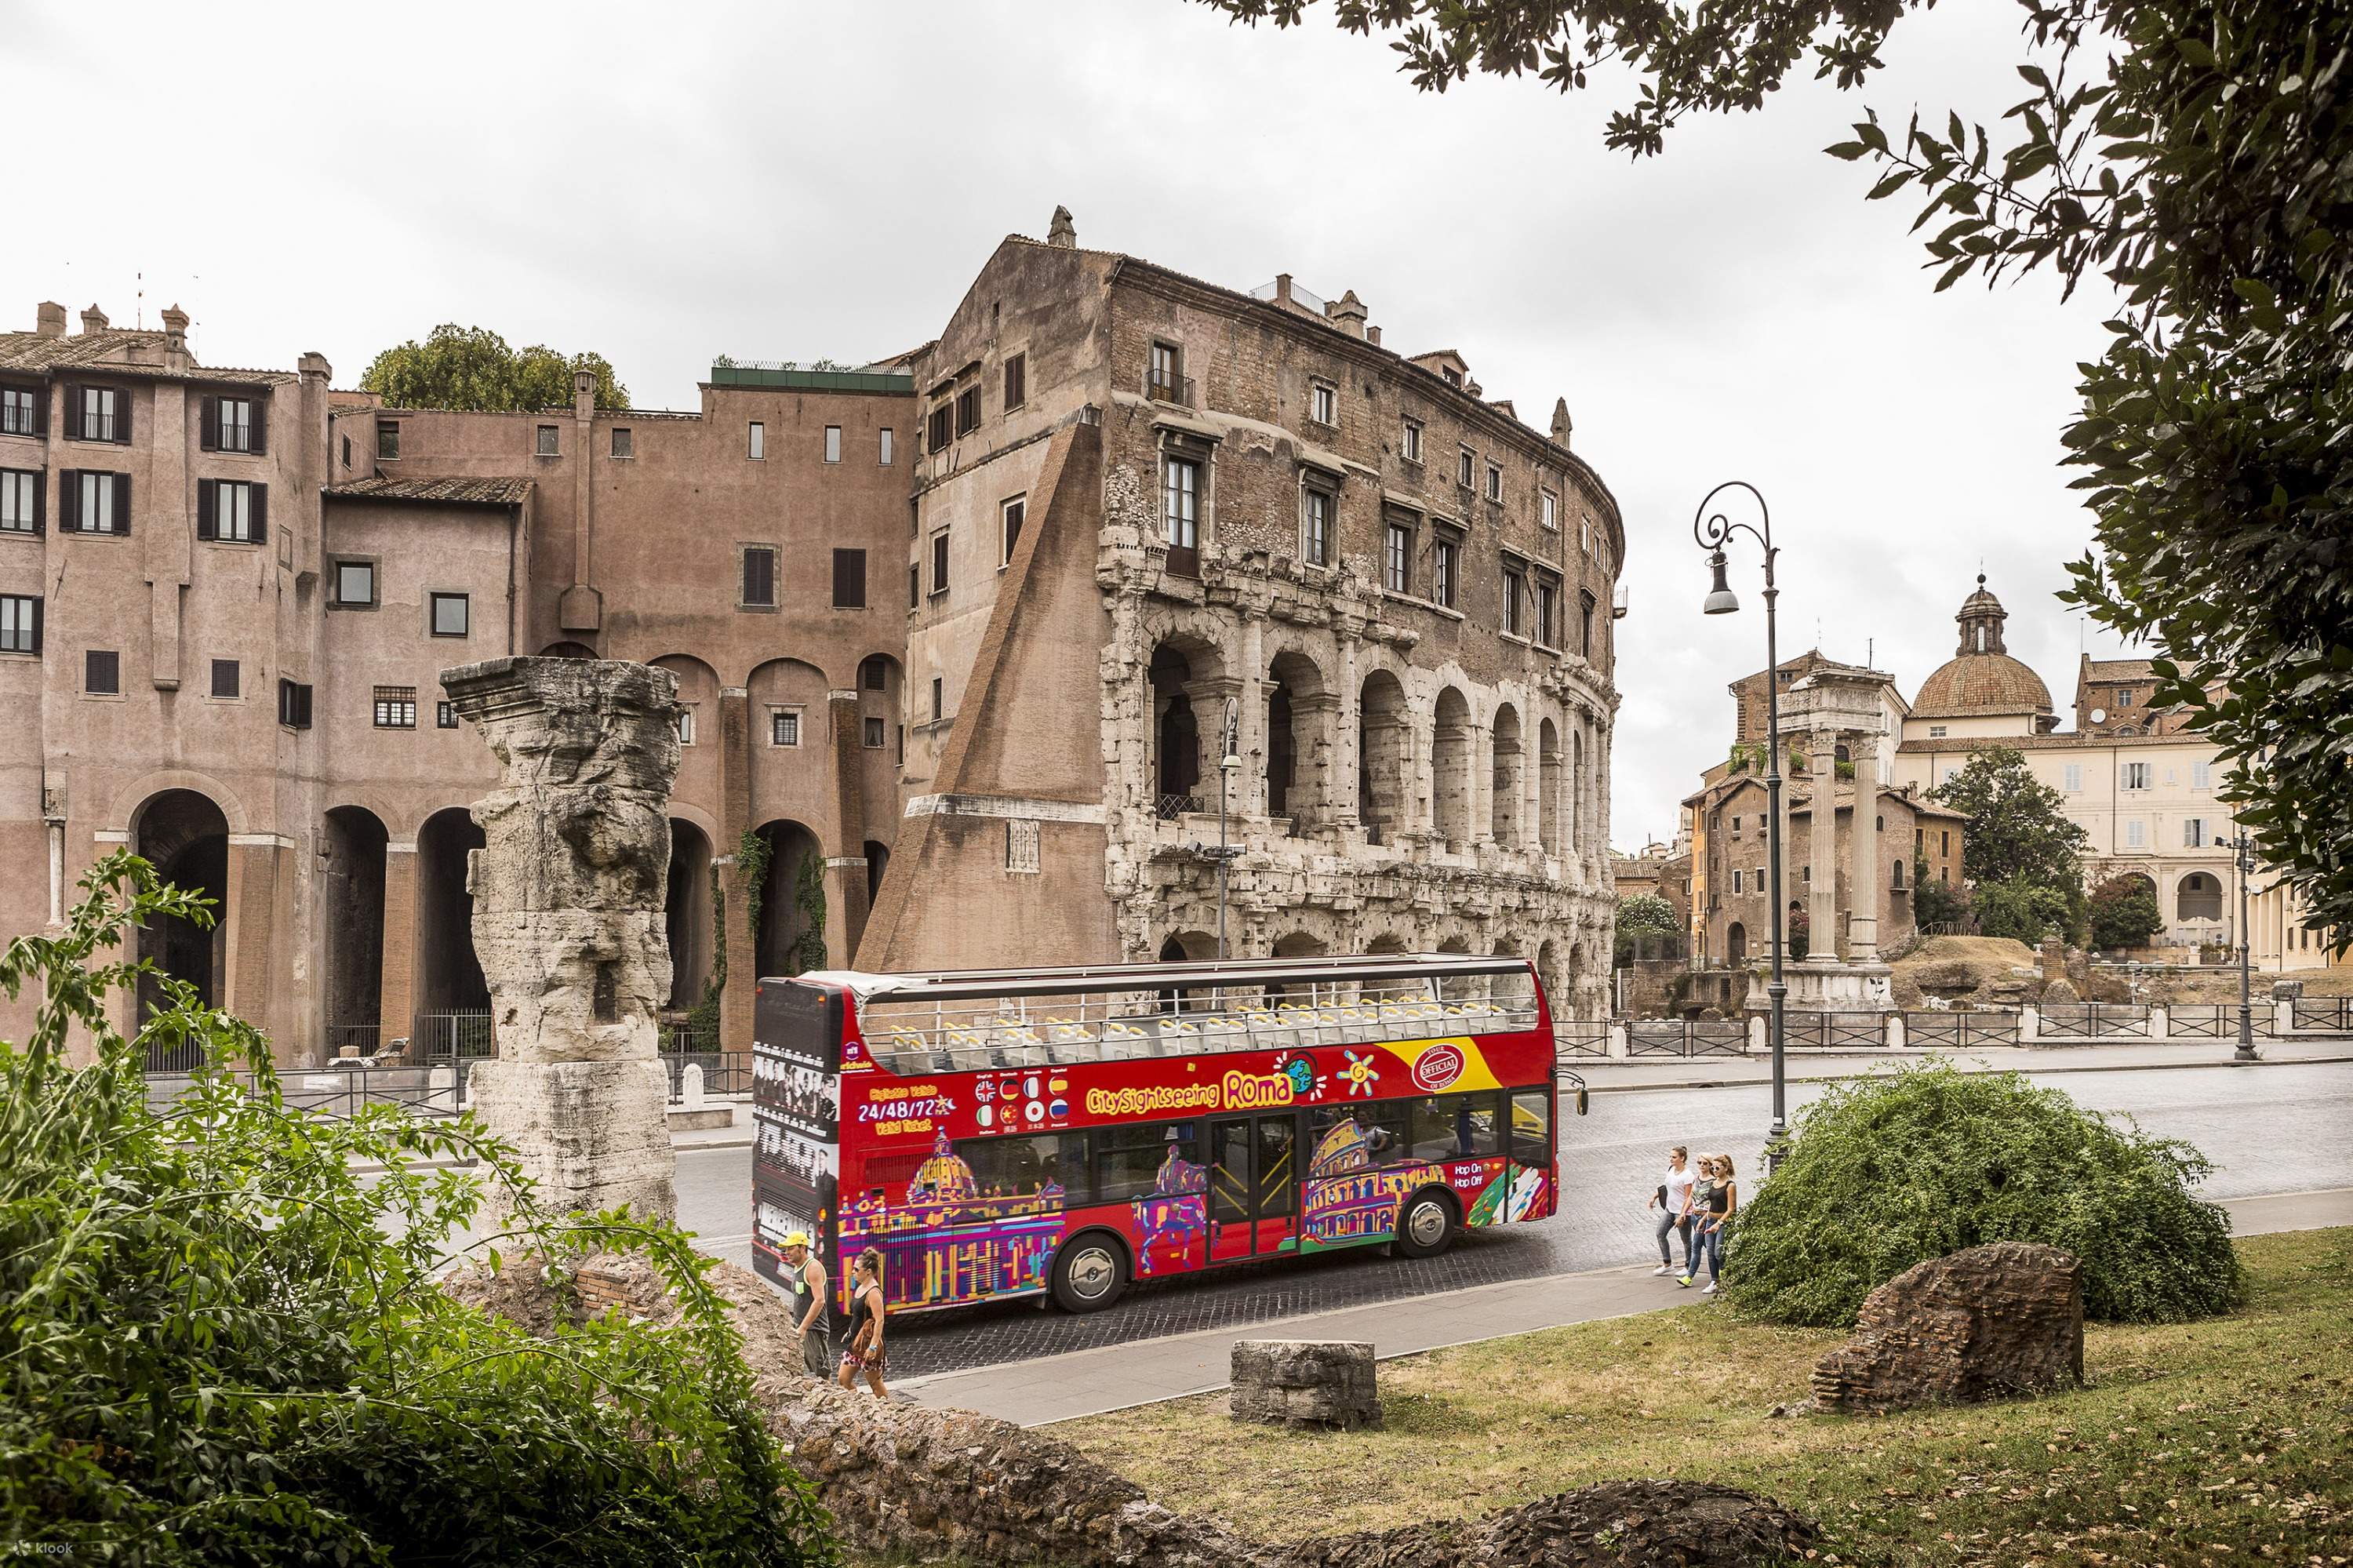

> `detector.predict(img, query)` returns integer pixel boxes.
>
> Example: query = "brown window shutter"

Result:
[197,479,216,540]
[251,483,267,537]
[833,548,866,608]
[28,387,44,437]
[27,595,40,656]
[30,471,43,532]
[200,395,219,451]
[114,473,131,533]
[249,399,267,456]
[62,385,81,441]
[57,470,77,530]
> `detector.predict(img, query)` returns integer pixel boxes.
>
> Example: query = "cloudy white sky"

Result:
[8,1,2131,849]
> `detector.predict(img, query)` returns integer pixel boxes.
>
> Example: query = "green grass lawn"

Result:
[1053,1229,2352,1567]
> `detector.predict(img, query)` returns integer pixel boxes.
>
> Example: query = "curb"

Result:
[1577,1049,2353,1096]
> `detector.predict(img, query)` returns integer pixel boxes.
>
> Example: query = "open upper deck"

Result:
[777,953,1546,1077]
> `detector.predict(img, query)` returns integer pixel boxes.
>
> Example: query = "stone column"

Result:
[1238,615,1267,817]
[718,686,755,1050]
[1807,727,1838,963]
[377,842,419,1052]
[1333,636,1360,828]
[1293,690,1342,830]
[1849,750,1880,962]
[442,656,682,1222]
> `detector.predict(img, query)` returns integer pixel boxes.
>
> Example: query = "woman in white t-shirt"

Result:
[1648,1145,1697,1276]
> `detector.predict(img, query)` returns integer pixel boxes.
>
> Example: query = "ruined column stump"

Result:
[442,657,683,1223]
[1812,1241,2084,1413]
[1231,1340,1381,1429]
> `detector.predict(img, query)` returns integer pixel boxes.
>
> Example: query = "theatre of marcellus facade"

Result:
[0,209,1624,1064]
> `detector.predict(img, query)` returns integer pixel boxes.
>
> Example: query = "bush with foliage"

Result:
[1974,873,2085,947]
[361,323,628,412]
[1722,1061,2244,1328]
[0,855,834,1565]
[2089,875,2166,951]
[1613,892,1678,967]
[1911,857,1969,930]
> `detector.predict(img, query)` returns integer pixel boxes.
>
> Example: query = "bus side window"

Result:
[1509,1090,1551,1168]
[1456,1093,1500,1158]
[1094,1122,1195,1202]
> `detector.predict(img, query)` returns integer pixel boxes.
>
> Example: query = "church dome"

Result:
[1911,576,2054,719]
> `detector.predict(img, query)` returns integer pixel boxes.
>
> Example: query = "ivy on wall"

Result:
[788,852,827,976]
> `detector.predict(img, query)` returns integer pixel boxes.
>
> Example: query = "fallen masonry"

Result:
[443,1252,1817,1568]
[1813,1240,2086,1413]
[1230,1340,1381,1430]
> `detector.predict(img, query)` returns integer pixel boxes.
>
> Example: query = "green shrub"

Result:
[2089,875,2165,950]
[0,854,835,1566]
[1722,1060,2244,1327]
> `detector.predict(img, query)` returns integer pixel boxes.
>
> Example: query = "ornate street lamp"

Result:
[1694,482,1791,1171]
[2233,826,2260,1063]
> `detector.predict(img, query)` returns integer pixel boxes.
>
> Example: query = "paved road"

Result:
[675,1060,2353,1379]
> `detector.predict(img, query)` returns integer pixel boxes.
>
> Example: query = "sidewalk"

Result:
[1571,1039,2353,1093]
[896,1186,2353,1427]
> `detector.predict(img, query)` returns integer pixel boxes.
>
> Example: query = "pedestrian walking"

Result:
[1648,1145,1697,1277]
[1688,1155,1737,1294]
[1677,1155,1721,1288]
[838,1247,889,1398]
[780,1231,831,1379]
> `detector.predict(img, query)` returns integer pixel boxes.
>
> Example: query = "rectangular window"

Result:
[2064,762,2082,791]
[373,686,416,729]
[926,403,953,451]
[832,548,867,609]
[2184,817,2206,848]
[1093,1121,1198,1203]
[1384,519,1412,594]
[1485,463,1503,503]
[1310,381,1336,426]
[1434,537,1459,609]
[748,420,766,460]
[824,424,842,464]
[2126,818,2146,848]
[278,678,312,729]
[675,708,694,745]
[334,559,376,607]
[1147,341,1182,402]
[2192,760,2210,789]
[929,529,950,595]
[2122,762,2152,791]
[65,471,128,534]
[907,562,920,609]
[536,424,560,457]
[954,386,980,437]
[878,427,894,465]
[930,677,944,723]
[770,709,801,747]
[0,469,39,533]
[376,419,401,460]
[1929,724,1949,739]
[2117,689,2135,708]
[741,546,776,608]
[430,591,470,638]
[209,659,238,700]
[74,386,125,443]
[1301,487,1331,568]
[1540,489,1558,531]
[1502,565,1525,636]
[1457,447,1475,488]
[1001,497,1025,565]
[85,649,118,695]
[1509,1090,1551,1170]
[1733,869,1744,894]
[1161,456,1200,548]
[1940,831,1951,857]
[1400,419,1423,464]
[1537,579,1558,646]
[1003,353,1026,411]
[340,433,351,469]
[864,716,886,749]
[205,396,261,454]
[610,427,632,459]
[198,479,264,544]
[1579,589,1597,656]
[0,385,41,437]
[0,594,38,655]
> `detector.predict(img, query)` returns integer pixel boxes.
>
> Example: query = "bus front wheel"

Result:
[1051,1233,1128,1313]
[1393,1189,1457,1259]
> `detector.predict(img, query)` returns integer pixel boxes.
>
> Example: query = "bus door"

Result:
[1209,1112,1299,1261]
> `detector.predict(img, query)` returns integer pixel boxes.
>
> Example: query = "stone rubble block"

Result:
[1813,1240,2085,1413]
[464,1058,676,1223]
[1229,1339,1380,1429]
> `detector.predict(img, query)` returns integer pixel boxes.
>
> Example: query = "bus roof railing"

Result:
[778,952,1535,1007]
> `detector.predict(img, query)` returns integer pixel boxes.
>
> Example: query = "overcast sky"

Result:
[8,2,2131,851]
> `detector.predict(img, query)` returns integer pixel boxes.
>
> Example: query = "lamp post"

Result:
[1694,482,1790,1172]
[1217,696,1241,960]
[2233,826,2260,1062]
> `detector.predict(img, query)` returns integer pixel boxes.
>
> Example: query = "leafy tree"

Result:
[361,323,628,412]
[1722,1061,2245,1327]
[1911,854,1971,929]
[1974,872,2083,945]
[1931,748,2092,890]
[2089,873,2166,948]
[0,855,831,1565]
[1613,891,1679,965]
[1195,0,2353,952]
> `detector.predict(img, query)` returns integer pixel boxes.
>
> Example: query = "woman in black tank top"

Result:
[838,1247,888,1398]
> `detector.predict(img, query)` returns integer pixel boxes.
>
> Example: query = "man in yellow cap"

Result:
[780,1231,831,1378]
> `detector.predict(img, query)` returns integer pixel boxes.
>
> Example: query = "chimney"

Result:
[35,301,67,338]
[573,368,598,422]
[1273,272,1294,306]
[160,304,189,350]
[1324,289,1369,339]
[1047,205,1076,249]
[80,304,109,336]
[1366,325,1381,347]
[299,351,332,383]
[1551,396,1573,447]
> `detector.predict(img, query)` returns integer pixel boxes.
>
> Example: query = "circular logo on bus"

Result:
[1412,1044,1465,1093]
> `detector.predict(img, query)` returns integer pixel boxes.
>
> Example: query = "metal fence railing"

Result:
[2290,996,2353,1032]
[1625,1020,1747,1058]
[325,1023,380,1059]
[1555,1023,1610,1060]
[2038,1002,2151,1039]
[1783,1011,1888,1050]
[144,1037,207,1074]
[661,1050,751,1098]
[1900,1010,2021,1048]
[413,1010,494,1060]
[2166,1003,2253,1039]
[144,1064,468,1122]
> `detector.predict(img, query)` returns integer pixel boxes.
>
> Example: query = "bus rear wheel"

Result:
[1051,1233,1128,1313]
[1394,1188,1457,1259]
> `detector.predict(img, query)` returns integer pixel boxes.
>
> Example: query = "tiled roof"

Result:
[1897,729,2208,753]
[325,476,533,506]
[0,330,294,385]
[1912,651,2053,719]
[2082,657,2159,682]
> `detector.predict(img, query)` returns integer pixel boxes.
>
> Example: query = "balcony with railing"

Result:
[1146,367,1196,409]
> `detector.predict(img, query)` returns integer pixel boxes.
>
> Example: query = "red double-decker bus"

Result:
[750,953,1577,1316]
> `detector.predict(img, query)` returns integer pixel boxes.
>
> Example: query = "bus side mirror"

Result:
[1575,1088,1589,1117]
